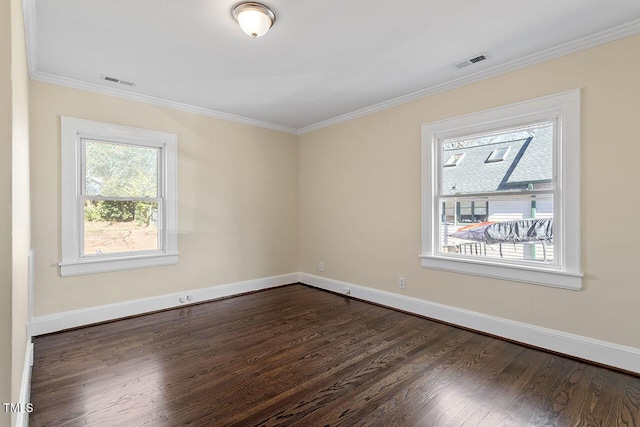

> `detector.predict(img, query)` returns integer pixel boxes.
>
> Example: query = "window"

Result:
[485,146,510,163]
[444,153,465,167]
[60,117,178,276]
[442,200,488,224]
[421,90,582,289]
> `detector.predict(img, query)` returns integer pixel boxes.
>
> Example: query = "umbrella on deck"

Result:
[448,218,554,259]
[449,219,553,244]
[448,221,495,241]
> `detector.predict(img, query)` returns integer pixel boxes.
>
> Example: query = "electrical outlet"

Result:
[319,261,324,272]
[399,277,406,289]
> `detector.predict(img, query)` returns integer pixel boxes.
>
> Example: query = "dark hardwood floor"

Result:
[30,284,639,426]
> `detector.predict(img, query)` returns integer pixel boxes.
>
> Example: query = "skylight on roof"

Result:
[486,146,511,163]
[444,153,465,167]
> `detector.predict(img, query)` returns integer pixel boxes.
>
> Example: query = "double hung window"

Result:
[421,90,582,289]
[60,117,178,276]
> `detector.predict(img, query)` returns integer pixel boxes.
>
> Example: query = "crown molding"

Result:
[298,18,640,134]
[22,0,38,77]
[21,0,640,136]
[30,71,300,134]
[22,0,299,135]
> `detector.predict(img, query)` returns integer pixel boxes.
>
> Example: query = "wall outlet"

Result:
[399,277,406,289]
[319,261,324,272]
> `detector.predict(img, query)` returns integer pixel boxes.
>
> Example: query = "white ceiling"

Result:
[29,0,640,133]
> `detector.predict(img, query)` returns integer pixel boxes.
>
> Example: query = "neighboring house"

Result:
[440,132,554,261]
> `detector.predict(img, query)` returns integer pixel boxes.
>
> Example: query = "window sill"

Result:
[59,252,179,276]
[419,254,582,290]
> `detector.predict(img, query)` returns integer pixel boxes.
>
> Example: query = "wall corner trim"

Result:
[30,273,300,336]
[299,273,640,375]
[15,338,33,427]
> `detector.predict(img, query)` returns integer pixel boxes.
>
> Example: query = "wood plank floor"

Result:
[30,284,640,426]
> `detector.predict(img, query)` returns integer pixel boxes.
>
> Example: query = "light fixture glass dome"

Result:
[232,2,276,38]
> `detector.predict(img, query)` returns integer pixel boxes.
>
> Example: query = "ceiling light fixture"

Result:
[232,2,276,38]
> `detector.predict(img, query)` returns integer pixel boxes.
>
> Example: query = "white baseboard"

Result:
[299,273,640,374]
[29,272,640,374]
[15,338,33,427]
[31,273,299,336]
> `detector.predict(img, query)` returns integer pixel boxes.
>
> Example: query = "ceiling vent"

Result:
[100,74,136,87]
[454,52,490,69]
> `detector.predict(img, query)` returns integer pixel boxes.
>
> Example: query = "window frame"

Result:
[420,90,582,290]
[60,117,178,276]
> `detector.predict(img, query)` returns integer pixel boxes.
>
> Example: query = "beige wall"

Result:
[299,34,640,349]
[30,81,299,316]
[1,0,13,424]
[11,0,30,412]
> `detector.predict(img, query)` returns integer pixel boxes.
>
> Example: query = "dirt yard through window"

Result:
[84,221,159,255]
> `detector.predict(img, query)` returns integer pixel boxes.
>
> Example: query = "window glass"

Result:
[84,140,159,198]
[438,122,555,264]
[439,195,554,263]
[82,139,161,257]
[441,123,553,196]
[83,200,159,255]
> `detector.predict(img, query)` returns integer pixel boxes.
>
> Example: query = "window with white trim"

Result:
[60,117,178,276]
[421,90,582,289]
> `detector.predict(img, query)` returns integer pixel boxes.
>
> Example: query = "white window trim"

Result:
[420,90,582,290]
[60,117,178,276]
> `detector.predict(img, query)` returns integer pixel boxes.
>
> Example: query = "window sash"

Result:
[434,118,559,266]
[81,138,163,198]
[79,138,166,259]
[436,192,557,266]
[434,119,559,263]
[79,195,164,258]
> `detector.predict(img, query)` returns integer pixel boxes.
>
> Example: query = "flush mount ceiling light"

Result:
[232,2,276,38]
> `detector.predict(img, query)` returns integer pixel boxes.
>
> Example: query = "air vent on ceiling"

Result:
[100,74,136,87]
[454,52,490,69]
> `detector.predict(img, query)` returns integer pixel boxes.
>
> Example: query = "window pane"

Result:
[84,139,159,197]
[441,122,553,196]
[442,201,455,223]
[439,195,554,263]
[83,200,159,255]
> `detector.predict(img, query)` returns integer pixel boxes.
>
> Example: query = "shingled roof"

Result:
[441,133,552,195]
